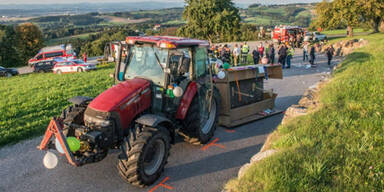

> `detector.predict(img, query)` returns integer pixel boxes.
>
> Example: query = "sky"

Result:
[0,0,322,5]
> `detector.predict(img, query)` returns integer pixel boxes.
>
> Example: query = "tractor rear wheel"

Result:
[179,88,220,145]
[118,126,170,187]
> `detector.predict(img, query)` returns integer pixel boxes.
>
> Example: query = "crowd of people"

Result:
[210,42,277,67]
[209,40,334,69]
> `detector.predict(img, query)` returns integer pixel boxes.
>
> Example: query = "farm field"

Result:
[226,33,384,191]
[0,64,115,146]
[97,15,150,25]
[45,32,99,46]
[243,4,312,27]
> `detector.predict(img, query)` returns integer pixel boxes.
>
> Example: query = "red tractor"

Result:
[38,36,221,187]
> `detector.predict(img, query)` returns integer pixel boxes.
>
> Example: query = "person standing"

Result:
[265,42,270,61]
[303,42,309,61]
[241,42,250,65]
[258,43,264,59]
[309,44,316,67]
[82,52,87,63]
[286,45,295,69]
[233,44,240,66]
[326,45,335,66]
[221,44,231,64]
[268,44,275,64]
[252,48,260,65]
[278,44,287,68]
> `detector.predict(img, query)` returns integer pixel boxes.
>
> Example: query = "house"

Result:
[153,24,161,31]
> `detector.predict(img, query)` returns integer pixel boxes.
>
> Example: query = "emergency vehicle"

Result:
[52,59,96,74]
[272,26,305,43]
[28,44,75,67]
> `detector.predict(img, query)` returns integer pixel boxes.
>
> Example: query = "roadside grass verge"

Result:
[0,64,114,147]
[225,33,384,191]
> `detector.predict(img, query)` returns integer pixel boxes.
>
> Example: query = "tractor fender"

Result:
[176,81,197,120]
[135,114,175,144]
[68,96,93,105]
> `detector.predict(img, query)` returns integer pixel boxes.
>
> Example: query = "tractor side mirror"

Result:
[178,56,190,75]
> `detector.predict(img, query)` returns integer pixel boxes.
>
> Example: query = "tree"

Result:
[312,1,336,29]
[334,0,362,37]
[313,0,362,37]
[358,0,384,33]
[15,23,44,65]
[177,0,241,43]
[0,25,22,67]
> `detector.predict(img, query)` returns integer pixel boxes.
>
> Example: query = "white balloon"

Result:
[173,86,184,97]
[43,151,58,169]
[55,137,65,154]
[217,71,226,79]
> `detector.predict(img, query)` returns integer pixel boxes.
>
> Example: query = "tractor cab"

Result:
[114,36,214,116]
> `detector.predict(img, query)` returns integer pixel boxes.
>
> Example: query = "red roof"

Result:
[126,36,209,48]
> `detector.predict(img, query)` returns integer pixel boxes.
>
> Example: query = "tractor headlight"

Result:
[84,114,111,127]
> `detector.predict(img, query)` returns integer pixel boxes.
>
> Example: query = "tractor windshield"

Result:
[123,45,168,85]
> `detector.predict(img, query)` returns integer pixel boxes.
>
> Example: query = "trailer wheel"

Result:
[179,88,220,145]
[118,126,170,187]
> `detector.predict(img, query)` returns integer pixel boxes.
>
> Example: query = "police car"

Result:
[53,59,96,74]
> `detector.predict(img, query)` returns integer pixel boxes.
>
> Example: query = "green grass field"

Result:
[225,33,384,191]
[0,64,115,146]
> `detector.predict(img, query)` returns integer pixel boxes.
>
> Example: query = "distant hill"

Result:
[0,2,185,17]
[242,4,314,27]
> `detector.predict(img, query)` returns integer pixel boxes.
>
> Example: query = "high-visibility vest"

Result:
[242,45,249,54]
[288,48,295,56]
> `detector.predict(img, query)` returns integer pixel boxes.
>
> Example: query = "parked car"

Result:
[313,32,327,41]
[28,44,75,67]
[0,66,19,77]
[304,32,312,42]
[33,61,55,73]
[53,60,96,74]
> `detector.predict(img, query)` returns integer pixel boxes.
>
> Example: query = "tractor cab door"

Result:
[192,47,214,124]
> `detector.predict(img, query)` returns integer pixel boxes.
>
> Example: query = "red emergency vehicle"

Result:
[272,26,305,43]
[28,44,75,67]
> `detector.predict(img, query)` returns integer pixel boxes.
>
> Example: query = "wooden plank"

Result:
[219,109,283,128]
[215,83,230,115]
[265,64,283,79]
[228,98,275,119]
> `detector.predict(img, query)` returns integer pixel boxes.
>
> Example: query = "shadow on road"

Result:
[166,143,263,182]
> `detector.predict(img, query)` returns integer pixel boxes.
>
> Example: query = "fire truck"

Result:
[271,26,305,43]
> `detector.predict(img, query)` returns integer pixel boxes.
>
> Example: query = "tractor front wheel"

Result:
[118,126,170,187]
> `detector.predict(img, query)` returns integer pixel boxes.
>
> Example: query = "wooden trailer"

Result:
[215,64,283,128]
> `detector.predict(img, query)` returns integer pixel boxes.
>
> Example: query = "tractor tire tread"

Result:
[117,126,170,187]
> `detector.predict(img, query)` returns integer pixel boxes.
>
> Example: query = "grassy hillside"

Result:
[226,33,384,191]
[243,4,313,27]
[0,64,115,146]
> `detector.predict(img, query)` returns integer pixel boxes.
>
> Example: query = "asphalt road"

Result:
[0,51,341,192]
